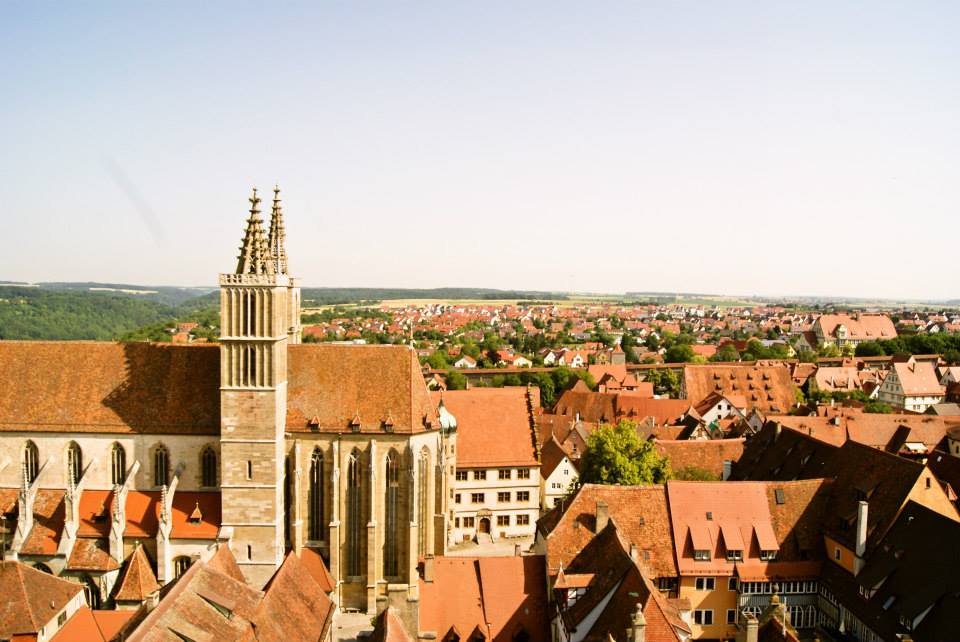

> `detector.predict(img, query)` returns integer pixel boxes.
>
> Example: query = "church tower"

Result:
[219,187,301,587]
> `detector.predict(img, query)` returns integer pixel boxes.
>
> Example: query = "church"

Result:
[0,188,454,616]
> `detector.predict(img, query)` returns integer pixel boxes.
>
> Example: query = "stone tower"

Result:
[219,187,301,587]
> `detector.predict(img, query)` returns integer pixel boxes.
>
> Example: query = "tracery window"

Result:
[66,441,82,486]
[154,444,169,487]
[110,443,126,485]
[346,449,362,576]
[384,450,400,576]
[201,446,217,487]
[309,448,325,541]
[23,441,39,485]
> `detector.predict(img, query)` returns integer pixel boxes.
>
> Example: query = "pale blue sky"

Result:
[2,2,958,299]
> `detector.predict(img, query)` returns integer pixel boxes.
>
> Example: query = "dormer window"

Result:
[760,550,777,561]
[726,550,743,562]
[694,550,710,561]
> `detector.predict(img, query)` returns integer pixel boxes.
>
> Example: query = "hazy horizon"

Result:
[3,3,958,300]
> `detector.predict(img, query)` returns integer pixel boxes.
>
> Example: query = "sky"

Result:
[1,2,958,300]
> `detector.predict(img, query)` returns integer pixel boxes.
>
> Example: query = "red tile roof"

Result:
[433,388,538,468]
[666,481,781,576]
[21,489,64,555]
[287,344,435,434]
[0,342,220,434]
[66,538,119,572]
[683,365,797,414]
[654,438,745,478]
[540,484,677,578]
[419,556,550,642]
[297,547,335,592]
[51,606,135,642]
[113,544,159,602]
[0,561,83,638]
[255,551,335,642]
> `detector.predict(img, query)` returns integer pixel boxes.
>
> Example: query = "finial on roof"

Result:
[268,184,288,275]
[235,187,274,276]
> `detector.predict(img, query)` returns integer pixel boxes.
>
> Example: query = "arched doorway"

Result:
[478,517,491,534]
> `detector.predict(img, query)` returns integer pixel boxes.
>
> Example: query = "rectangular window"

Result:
[834,547,841,561]
[463,516,475,528]
[455,517,460,527]
[517,469,530,479]
[455,493,461,504]
[497,492,510,503]
[499,469,511,480]
[760,550,777,561]
[471,493,484,504]
[58,612,67,627]
[516,514,530,526]
[246,461,253,480]
[456,471,468,481]
[727,609,736,624]
[694,550,710,561]
[729,577,738,591]
[474,470,487,481]
[695,577,716,591]
[657,577,678,592]
[726,550,743,561]
[693,609,713,625]
[497,515,510,527]
[516,491,530,502]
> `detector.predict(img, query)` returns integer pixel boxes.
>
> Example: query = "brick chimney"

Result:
[596,501,609,533]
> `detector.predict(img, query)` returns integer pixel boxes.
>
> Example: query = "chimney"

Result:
[854,500,869,572]
[596,501,609,533]
[722,460,732,481]
[744,613,759,642]
[628,602,646,642]
[423,555,435,582]
[629,543,639,561]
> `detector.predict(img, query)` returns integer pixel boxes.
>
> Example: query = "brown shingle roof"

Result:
[654,438,745,478]
[0,560,84,638]
[0,341,220,434]
[683,365,796,414]
[254,551,335,642]
[287,344,435,434]
[114,544,160,602]
[541,484,677,578]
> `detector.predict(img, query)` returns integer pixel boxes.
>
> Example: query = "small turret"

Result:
[235,188,274,276]
[268,185,289,275]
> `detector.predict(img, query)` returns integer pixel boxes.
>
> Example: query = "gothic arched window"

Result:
[309,448,325,541]
[22,441,39,485]
[201,446,217,487]
[417,448,429,556]
[110,443,126,486]
[153,444,169,487]
[346,449,362,576]
[66,441,82,486]
[384,450,400,577]
[173,556,192,579]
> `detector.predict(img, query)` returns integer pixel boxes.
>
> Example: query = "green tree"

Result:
[644,368,681,397]
[673,466,719,481]
[426,351,449,369]
[863,401,893,414]
[579,421,671,485]
[855,341,885,357]
[664,343,695,363]
[712,344,740,363]
[445,370,467,390]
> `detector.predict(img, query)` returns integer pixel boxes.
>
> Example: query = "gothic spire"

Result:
[235,188,275,275]
[268,184,289,275]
